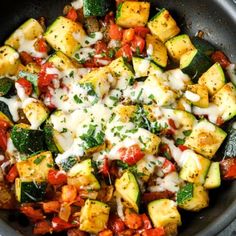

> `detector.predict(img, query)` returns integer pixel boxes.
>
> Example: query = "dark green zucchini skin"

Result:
[223,127,236,158]
[0,100,12,120]
[192,37,216,56]
[83,0,113,17]
[20,181,47,203]
[0,77,14,97]
[11,125,45,154]
[44,124,59,154]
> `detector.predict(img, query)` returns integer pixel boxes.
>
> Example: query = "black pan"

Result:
[0,0,236,235]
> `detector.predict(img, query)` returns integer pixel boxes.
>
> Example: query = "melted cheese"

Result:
[71,0,83,9]
[185,90,200,102]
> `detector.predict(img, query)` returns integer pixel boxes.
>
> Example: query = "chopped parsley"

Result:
[74,94,83,104]
[183,130,192,136]
[33,155,46,165]
[61,156,78,172]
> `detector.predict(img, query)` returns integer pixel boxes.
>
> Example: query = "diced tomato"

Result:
[216,116,224,126]
[6,164,19,183]
[72,195,85,207]
[16,78,33,96]
[159,144,172,160]
[178,145,188,152]
[0,119,11,129]
[38,62,58,91]
[33,57,43,65]
[134,26,150,38]
[105,12,115,25]
[122,28,135,43]
[95,41,108,54]
[83,58,98,68]
[211,51,231,69]
[98,229,113,236]
[36,38,48,53]
[59,203,71,222]
[108,215,125,233]
[109,24,123,41]
[142,191,175,203]
[33,220,52,235]
[61,185,77,202]
[124,209,143,230]
[162,159,176,174]
[131,35,145,53]
[48,169,67,185]
[51,217,74,232]
[68,228,88,236]
[220,158,236,180]
[42,201,60,213]
[116,44,133,60]
[168,119,177,130]
[142,228,165,236]
[100,157,110,176]
[44,90,56,109]
[0,128,8,152]
[19,51,34,65]
[20,206,45,222]
[140,214,152,230]
[117,144,145,165]
[66,8,78,21]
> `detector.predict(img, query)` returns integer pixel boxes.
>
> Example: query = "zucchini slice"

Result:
[47,51,77,71]
[116,1,150,28]
[67,159,100,190]
[146,34,168,68]
[132,57,150,78]
[0,100,13,120]
[148,199,181,228]
[165,34,195,62]
[0,77,14,97]
[212,82,236,122]
[198,62,225,96]
[43,124,60,154]
[15,178,47,203]
[180,49,212,80]
[148,9,180,43]
[115,171,140,212]
[192,37,215,56]
[83,0,113,17]
[223,124,236,158]
[177,183,209,211]
[184,119,227,159]
[5,18,44,50]
[0,112,13,127]
[0,46,20,76]
[80,199,110,234]
[22,98,49,129]
[44,16,85,57]
[185,84,209,108]
[179,151,211,184]
[11,124,45,154]
[16,151,54,182]
[204,162,221,189]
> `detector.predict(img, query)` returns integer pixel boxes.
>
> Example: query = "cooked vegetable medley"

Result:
[0,0,236,235]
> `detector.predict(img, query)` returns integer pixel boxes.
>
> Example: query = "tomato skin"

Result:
[118,144,145,165]
[220,158,236,180]
[0,119,11,129]
[0,128,8,151]
[140,214,152,230]
[168,119,177,130]
[216,116,224,126]
[116,44,133,61]
[42,201,60,213]
[131,35,145,53]
[122,28,135,43]
[108,215,126,233]
[48,169,67,185]
[100,157,110,176]
[19,51,34,65]
[20,206,44,222]
[134,26,150,38]
[37,38,48,53]
[211,51,231,69]
[98,229,113,236]
[33,220,52,235]
[109,24,123,40]
[162,159,176,174]
[124,209,143,230]
[178,145,188,151]
[6,164,19,183]
[72,195,85,207]
[16,78,33,96]
[142,228,165,236]
[61,185,77,202]
[66,8,78,21]
[51,217,74,232]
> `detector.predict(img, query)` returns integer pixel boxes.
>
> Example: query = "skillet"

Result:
[0,0,236,235]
